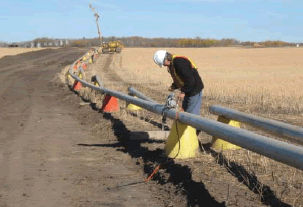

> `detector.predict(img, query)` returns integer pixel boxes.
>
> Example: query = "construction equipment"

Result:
[89,4,103,46]
[102,40,124,53]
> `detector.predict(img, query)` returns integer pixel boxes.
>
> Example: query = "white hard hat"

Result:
[153,50,167,67]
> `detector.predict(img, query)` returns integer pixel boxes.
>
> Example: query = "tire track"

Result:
[0,50,82,96]
[0,48,81,78]
[0,48,90,207]
[0,49,70,73]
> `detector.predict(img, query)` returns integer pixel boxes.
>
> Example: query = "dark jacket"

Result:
[169,57,204,96]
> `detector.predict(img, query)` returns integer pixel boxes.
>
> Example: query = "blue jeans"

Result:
[182,91,203,116]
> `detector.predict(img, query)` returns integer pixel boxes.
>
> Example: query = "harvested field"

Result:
[0,47,46,58]
[114,47,303,114]
[61,47,303,206]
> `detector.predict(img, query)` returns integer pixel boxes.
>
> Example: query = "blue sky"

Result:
[0,0,302,43]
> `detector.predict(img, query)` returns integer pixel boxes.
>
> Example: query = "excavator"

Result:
[102,40,124,53]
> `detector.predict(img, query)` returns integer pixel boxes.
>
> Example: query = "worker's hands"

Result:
[167,85,185,111]
[178,93,185,100]
[178,93,185,112]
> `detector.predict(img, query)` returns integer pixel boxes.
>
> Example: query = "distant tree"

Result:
[25,36,295,48]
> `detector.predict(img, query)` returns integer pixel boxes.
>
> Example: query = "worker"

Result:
[153,50,204,118]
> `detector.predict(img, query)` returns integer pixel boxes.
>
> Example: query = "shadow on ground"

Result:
[209,149,291,207]
[79,110,290,207]
[79,112,225,207]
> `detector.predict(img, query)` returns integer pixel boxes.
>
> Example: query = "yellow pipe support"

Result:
[94,82,100,87]
[78,68,86,80]
[211,116,242,150]
[165,120,199,159]
[65,71,72,81]
[126,96,142,111]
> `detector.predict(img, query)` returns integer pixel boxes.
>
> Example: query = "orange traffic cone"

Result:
[72,80,82,91]
[100,94,119,112]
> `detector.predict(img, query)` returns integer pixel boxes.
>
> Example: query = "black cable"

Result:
[172,96,183,159]
[173,119,181,159]
[161,106,168,131]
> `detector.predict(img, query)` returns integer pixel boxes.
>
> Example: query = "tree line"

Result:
[1,36,298,48]
[69,36,297,48]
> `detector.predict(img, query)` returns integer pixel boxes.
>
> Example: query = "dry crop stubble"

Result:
[115,47,303,114]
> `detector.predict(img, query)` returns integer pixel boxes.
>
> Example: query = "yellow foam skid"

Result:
[165,121,199,159]
[211,116,241,150]
[89,58,93,63]
[126,96,142,111]
[127,103,142,111]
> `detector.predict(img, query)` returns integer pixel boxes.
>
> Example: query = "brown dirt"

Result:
[0,48,164,207]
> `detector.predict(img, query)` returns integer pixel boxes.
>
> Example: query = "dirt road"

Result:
[0,48,165,207]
